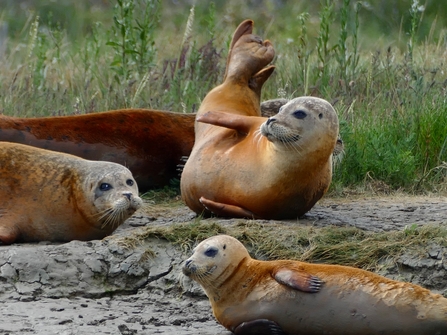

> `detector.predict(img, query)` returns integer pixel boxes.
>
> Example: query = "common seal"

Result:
[180,19,338,219]
[183,235,447,335]
[0,142,142,244]
[0,109,195,192]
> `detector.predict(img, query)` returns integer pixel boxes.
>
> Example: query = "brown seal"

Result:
[181,20,338,219]
[0,109,195,192]
[183,235,447,335]
[182,98,338,219]
[0,142,143,244]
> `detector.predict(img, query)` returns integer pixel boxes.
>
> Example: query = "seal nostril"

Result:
[266,118,276,125]
[123,192,132,200]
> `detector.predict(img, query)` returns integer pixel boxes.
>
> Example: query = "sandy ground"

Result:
[1,194,446,334]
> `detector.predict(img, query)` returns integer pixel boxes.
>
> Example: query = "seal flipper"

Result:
[233,319,286,335]
[0,219,20,244]
[248,65,275,99]
[274,268,323,293]
[199,197,257,219]
[223,19,254,81]
[197,111,259,135]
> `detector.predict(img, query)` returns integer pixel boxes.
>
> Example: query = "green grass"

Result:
[0,0,447,192]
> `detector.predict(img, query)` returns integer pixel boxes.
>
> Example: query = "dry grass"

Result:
[116,216,447,272]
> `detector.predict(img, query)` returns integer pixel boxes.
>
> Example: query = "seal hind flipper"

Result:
[224,19,254,81]
[197,111,260,135]
[199,197,257,219]
[233,319,286,335]
[0,219,20,244]
[248,65,275,97]
[274,268,323,293]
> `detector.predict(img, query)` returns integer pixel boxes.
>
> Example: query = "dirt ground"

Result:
[1,194,446,335]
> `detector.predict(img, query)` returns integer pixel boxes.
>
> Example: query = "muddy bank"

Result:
[0,195,446,334]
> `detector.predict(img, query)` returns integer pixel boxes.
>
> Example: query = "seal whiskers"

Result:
[0,142,142,244]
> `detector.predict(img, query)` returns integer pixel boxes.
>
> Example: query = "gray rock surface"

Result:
[0,195,446,334]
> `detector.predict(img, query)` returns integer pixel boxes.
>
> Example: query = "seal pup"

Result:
[0,109,195,192]
[0,142,143,244]
[183,235,447,335]
[180,19,339,219]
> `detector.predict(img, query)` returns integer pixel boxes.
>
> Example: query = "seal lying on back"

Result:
[0,109,195,192]
[180,19,339,219]
[183,235,447,335]
[0,142,142,244]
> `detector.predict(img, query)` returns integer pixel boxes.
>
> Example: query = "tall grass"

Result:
[0,0,446,192]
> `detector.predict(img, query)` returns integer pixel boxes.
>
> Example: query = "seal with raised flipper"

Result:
[180,19,339,219]
[0,142,142,244]
[183,234,447,335]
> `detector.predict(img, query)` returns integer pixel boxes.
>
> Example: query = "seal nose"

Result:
[266,117,276,125]
[123,192,132,200]
[183,259,194,275]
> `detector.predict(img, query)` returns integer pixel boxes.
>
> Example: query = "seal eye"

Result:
[99,183,112,191]
[293,110,307,119]
[204,247,218,258]
[126,179,134,186]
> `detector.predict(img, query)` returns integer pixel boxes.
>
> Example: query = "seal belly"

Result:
[220,284,447,335]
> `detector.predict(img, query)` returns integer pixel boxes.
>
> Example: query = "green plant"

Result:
[316,0,335,93]
[107,0,160,84]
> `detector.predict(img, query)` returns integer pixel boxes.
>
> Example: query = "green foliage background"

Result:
[0,0,446,193]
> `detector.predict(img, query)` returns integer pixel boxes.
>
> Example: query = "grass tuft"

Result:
[119,220,447,271]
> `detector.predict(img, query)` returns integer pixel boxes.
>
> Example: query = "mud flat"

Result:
[0,195,446,334]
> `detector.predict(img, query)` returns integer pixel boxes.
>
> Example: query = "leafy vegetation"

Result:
[0,0,446,191]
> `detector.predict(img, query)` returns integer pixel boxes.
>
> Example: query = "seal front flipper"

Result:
[233,319,286,335]
[199,197,257,219]
[274,268,323,293]
[197,112,260,135]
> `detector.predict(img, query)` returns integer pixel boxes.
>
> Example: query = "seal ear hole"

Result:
[293,110,307,119]
[126,179,134,186]
[99,183,112,191]
[319,113,323,119]
[204,247,218,258]
[223,244,226,250]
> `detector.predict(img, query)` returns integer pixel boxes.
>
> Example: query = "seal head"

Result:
[0,142,142,244]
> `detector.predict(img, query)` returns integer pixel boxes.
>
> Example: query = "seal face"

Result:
[180,20,339,219]
[0,142,142,244]
[260,96,338,148]
[183,235,447,335]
